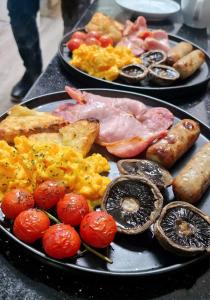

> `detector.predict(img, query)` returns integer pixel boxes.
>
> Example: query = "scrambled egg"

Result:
[70,44,141,81]
[0,136,110,203]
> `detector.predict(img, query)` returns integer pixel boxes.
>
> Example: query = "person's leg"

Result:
[61,0,91,34]
[7,0,42,100]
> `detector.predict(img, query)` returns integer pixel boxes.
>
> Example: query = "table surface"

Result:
[1,1,210,299]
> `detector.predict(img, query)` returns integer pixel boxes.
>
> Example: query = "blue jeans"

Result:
[7,0,42,75]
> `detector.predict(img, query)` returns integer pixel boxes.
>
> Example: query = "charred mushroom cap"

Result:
[154,201,210,256]
[119,64,148,84]
[101,175,163,234]
[141,50,167,67]
[148,64,180,86]
[117,159,172,189]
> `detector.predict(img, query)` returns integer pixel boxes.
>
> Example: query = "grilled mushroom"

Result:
[141,50,167,67]
[154,201,210,256]
[119,64,148,84]
[117,159,172,189]
[148,64,180,86]
[101,175,163,234]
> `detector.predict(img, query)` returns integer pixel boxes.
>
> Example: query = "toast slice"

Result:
[0,105,68,144]
[29,119,100,156]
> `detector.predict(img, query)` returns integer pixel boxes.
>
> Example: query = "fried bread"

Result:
[0,105,68,144]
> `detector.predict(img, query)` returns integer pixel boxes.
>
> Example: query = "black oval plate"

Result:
[58,31,210,99]
[0,89,209,277]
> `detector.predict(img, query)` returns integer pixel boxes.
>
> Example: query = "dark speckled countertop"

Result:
[1,1,210,299]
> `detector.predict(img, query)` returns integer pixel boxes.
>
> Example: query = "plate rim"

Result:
[58,30,210,95]
[0,88,209,277]
[115,0,180,16]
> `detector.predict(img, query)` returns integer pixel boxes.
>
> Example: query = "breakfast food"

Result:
[65,14,207,87]
[173,142,210,203]
[42,224,81,259]
[54,87,174,158]
[146,119,200,168]
[0,105,67,144]
[154,201,210,256]
[173,49,205,80]
[85,12,123,44]
[0,136,110,201]
[71,44,141,81]
[29,119,99,157]
[13,209,50,244]
[79,211,117,248]
[117,159,173,189]
[167,42,193,65]
[101,175,163,234]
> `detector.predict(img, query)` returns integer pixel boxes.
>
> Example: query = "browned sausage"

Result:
[173,142,210,203]
[167,42,193,66]
[173,50,205,80]
[146,119,200,168]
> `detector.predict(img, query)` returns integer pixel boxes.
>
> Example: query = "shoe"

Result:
[11,71,40,103]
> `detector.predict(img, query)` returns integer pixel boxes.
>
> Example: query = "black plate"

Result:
[0,89,209,277]
[58,31,210,99]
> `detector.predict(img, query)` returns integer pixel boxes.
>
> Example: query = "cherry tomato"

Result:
[34,180,65,210]
[57,193,89,226]
[42,224,81,259]
[80,211,117,248]
[85,37,101,46]
[99,35,113,47]
[13,209,50,244]
[71,31,87,40]
[1,189,34,219]
[86,31,101,40]
[67,38,83,51]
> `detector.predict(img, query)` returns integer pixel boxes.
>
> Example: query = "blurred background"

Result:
[0,0,63,112]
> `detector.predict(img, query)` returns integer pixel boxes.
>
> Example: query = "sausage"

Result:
[173,49,205,80]
[167,42,193,66]
[146,119,200,168]
[173,142,210,203]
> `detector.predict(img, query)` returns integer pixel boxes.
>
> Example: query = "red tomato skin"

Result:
[85,37,101,46]
[71,31,87,40]
[43,224,81,259]
[66,38,83,51]
[13,209,50,244]
[86,31,101,39]
[80,211,117,248]
[34,180,65,210]
[1,189,34,219]
[57,193,89,226]
[99,35,113,47]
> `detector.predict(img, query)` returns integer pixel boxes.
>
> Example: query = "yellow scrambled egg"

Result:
[0,136,110,203]
[70,44,141,81]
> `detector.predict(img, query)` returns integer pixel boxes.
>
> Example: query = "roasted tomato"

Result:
[99,35,113,47]
[42,224,81,259]
[57,193,89,226]
[80,211,117,248]
[71,31,87,40]
[13,209,50,244]
[34,180,65,210]
[1,188,34,219]
[67,38,83,51]
[86,31,101,39]
[85,37,101,46]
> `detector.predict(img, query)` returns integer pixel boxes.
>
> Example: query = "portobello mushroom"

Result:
[119,64,148,84]
[101,175,163,234]
[117,159,172,189]
[148,64,180,86]
[141,50,167,67]
[154,201,210,256]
